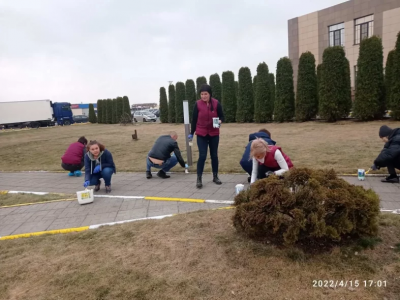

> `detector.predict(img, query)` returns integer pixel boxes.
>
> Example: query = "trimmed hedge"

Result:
[275,57,295,122]
[222,71,237,123]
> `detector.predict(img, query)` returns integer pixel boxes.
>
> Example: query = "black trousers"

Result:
[257,165,280,180]
[387,160,400,176]
[196,135,219,176]
[61,162,84,172]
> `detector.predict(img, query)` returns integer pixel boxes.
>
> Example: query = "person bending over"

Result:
[371,125,400,183]
[240,129,276,182]
[146,131,187,179]
[249,138,294,184]
[61,136,87,177]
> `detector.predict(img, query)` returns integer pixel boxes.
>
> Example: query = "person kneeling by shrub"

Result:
[249,138,294,184]
[83,140,116,193]
[371,125,400,183]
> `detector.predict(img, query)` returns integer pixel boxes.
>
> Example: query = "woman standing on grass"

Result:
[61,136,87,177]
[83,140,116,193]
[188,84,224,189]
[249,138,294,184]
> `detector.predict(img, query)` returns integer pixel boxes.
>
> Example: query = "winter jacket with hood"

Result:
[374,128,400,167]
[84,149,116,181]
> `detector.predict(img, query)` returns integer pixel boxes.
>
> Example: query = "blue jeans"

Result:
[197,135,219,176]
[146,154,178,172]
[89,167,114,186]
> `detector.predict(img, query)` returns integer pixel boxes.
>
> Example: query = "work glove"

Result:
[93,165,101,174]
[83,180,90,188]
[370,164,379,171]
[188,134,193,141]
[265,171,275,177]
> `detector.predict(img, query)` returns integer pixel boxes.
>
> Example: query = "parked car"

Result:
[73,115,89,123]
[150,109,160,117]
[133,111,157,122]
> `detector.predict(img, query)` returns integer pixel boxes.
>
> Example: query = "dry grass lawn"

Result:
[1,120,400,174]
[0,210,399,300]
[0,193,75,207]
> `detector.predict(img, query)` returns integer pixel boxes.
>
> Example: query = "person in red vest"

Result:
[61,136,88,177]
[188,84,224,189]
[249,138,294,184]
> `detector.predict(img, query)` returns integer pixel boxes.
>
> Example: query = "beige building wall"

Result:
[383,7,400,65]
[295,12,319,91]
[344,20,359,88]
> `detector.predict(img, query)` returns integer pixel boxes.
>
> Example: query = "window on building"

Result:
[329,23,345,46]
[354,15,374,44]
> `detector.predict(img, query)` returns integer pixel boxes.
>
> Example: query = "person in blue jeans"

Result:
[146,131,187,179]
[83,140,116,193]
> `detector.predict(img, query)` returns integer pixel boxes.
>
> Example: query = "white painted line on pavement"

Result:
[88,214,174,229]
[94,195,145,199]
[8,191,49,195]
[205,200,234,204]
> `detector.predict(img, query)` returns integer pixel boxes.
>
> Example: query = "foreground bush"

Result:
[233,168,380,249]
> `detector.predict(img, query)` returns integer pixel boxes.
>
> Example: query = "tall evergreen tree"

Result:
[106,99,113,124]
[234,81,239,101]
[268,73,276,117]
[196,76,207,97]
[209,73,222,101]
[353,36,385,120]
[222,71,237,123]
[253,75,258,100]
[319,47,352,122]
[96,100,102,124]
[112,98,118,124]
[317,64,323,113]
[159,87,169,123]
[89,103,97,123]
[254,62,272,122]
[236,67,254,122]
[116,97,124,122]
[101,100,107,124]
[175,82,185,123]
[122,96,130,117]
[275,57,295,122]
[295,52,318,122]
[185,79,196,122]
[391,32,400,120]
[168,84,176,123]
[385,50,395,110]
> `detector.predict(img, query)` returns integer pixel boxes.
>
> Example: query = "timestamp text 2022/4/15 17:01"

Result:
[313,280,387,288]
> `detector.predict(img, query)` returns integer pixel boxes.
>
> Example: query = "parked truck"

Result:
[0,100,75,129]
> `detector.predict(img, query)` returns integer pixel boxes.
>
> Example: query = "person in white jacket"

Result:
[249,138,294,184]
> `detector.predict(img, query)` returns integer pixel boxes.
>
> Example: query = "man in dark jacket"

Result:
[371,125,400,183]
[239,129,276,182]
[146,131,187,179]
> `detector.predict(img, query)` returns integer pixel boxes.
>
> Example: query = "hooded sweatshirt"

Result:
[84,149,116,181]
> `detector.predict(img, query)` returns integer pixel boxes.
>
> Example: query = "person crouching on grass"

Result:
[370,125,400,183]
[61,136,87,177]
[83,140,116,193]
[249,138,294,184]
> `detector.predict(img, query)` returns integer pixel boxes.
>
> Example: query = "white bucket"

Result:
[77,188,94,205]
[358,169,365,181]
[235,184,244,195]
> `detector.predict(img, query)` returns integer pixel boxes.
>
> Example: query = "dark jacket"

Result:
[191,98,224,137]
[84,149,116,181]
[239,132,277,174]
[62,142,85,165]
[148,135,185,167]
[374,128,400,167]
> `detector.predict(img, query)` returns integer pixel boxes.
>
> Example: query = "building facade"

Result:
[288,0,400,95]
[71,103,97,116]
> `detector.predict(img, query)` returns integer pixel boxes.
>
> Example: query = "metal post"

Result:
[183,100,192,166]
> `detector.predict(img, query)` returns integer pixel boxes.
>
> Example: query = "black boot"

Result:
[157,170,170,179]
[381,175,399,183]
[196,175,203,189]
[146,171,152,179]
[213,173,222,185]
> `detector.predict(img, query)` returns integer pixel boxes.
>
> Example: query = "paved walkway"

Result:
[0,172,399,237]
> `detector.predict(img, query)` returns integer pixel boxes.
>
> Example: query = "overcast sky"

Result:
[0,0,346,104]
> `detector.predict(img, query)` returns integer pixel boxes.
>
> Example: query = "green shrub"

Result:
[391,32,400,119]
[222,71,237,123]
[185,79,196,123]
[275,57,295,122]
[296,52,318,122]
[353,36,385,120]
[88,103,97,123]
[159,87,169,123]
[196,76,207,97]
[254,62,273,122]
[209,73,222,101]
[106,99,113,124]
[168,85,176,123]
[96,100,102,124]
[233,168,380,249]
[236,67,254,123]
[268,73,276,117]
[175,82,185,123]
[385,50,395,110]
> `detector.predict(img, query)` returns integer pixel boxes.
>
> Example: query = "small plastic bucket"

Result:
[235,184,244,195]
[358,169,366,181]
[77,188,94,205]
